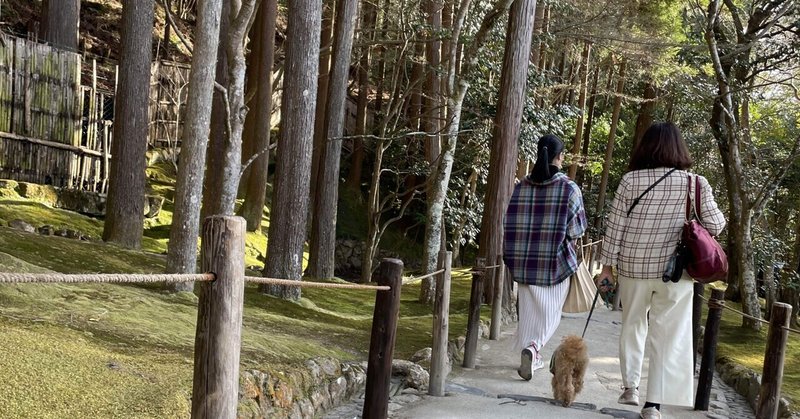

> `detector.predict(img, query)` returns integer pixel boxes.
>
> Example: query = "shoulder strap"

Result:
[694,175,704,222]
[626,168,678,217]
[685,174,692,221]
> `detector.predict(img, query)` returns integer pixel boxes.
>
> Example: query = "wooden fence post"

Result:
[695,288,725,411]
[692,282,704,370]
[463,257,486,369]
[192,216,246,419]
[363,258,404,419]
[429,251,452,397]
[756,302,793,419]
[490,255,504,340]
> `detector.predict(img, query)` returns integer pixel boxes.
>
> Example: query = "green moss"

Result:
[707,288,800,408]
[0,321,190,419]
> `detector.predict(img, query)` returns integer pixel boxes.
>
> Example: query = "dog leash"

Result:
[581,288,601,338]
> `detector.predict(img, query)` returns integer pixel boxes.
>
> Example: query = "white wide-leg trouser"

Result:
[512,279,570,353]
[618,275,695,406]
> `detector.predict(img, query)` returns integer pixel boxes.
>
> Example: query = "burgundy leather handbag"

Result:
[683,176,728,283]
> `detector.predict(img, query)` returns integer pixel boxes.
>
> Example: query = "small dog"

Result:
[550,334,589,407]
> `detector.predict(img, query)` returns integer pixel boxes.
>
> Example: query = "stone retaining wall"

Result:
[715,355,798,418]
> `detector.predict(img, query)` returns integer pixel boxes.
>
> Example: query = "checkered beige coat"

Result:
[598,168,726,281]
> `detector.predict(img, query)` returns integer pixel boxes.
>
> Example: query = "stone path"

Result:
[325,304,754,419]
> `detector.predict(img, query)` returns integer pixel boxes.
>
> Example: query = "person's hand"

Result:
[595,265,615,292]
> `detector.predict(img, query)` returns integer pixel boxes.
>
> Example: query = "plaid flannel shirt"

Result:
[598,168,727,280]
[503,173,587,286]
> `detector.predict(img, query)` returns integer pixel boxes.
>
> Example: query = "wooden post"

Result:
[756,302,793,419]
[363,258,403,419]
[191,216,246,419]
[692,282,704,370]
[695,288,725,411]
[463,257,486,369]
[490,255,504,340]
[429,251,452,397]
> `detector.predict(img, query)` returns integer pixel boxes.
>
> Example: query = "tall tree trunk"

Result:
[310,2,335,217]
[308,0,359,280]
[417,0,517,303]
[102,0,155,249]
[240,0,278,232]
[201,2,231,220]
[420,0,444,293]
[566,41,591,179]
[478,0,538,301]
[165,0,224,291]
[40,0,80,51]
[346,3,377,192]
[595,58,625,229]
[208,2,258,216]
[632,81,657,150]
[238,13,264,196]
[576,65,600,187]
[262,0,322,299]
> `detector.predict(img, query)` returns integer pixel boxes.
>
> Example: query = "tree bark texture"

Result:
[262,0,322,299]
[40,0,80,51]
[102,0,155,249]
[165,0,225,290]
[308,0,359,279]
[240,0,278,232]
[201,2,231,220]
[595,59,625,229]
[420,0,445,296]
[309,1,335,216]
[576,65,600,187]
[632,81,657,151]
[567,41,591,180]
[478,0,538,301]
[345,3,377,192]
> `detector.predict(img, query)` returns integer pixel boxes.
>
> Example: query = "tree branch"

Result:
[159,0,194,54]
[752,135,800,220]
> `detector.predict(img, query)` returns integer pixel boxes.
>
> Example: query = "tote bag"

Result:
[684,176,728,283]
[563,260,597,313]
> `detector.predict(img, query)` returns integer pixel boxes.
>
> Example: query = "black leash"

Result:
[581,288,601,339]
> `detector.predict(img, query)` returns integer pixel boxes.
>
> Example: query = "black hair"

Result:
[530,134,564,182]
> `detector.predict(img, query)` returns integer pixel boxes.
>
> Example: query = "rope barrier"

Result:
[698,294,800,335]
[0,272,214,284]
[402,269,445,285]
[244,276,389,291]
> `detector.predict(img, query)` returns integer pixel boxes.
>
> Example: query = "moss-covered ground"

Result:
[0,164,471,417]
[705,286,800,406]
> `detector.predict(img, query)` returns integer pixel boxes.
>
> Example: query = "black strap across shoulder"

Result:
[626,168,678,217]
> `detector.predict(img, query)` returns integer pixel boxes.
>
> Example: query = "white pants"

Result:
[512,279,570,353]
[619,276,694,406]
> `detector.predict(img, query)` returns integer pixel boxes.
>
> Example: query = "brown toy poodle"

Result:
[550,334,589,407]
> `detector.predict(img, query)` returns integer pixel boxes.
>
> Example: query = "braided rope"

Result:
[244,276,389,291]
[0,273,214,284]
[699,293,800,334]
[402,269,445,285]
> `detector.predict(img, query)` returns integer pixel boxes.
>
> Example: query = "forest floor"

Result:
[0,161,796,417]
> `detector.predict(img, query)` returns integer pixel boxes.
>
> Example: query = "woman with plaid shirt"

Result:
[503,134,587,380]
[596,123,726,419]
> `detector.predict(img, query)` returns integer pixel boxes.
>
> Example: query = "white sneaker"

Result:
[640,407,661,419]
[618,387,640,405]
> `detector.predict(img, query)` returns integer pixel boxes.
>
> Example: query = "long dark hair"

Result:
[530,134,564,182]
[628,122,693,171]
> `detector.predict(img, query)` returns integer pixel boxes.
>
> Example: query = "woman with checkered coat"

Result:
[503,134,587,381]
[596,122,726,419]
